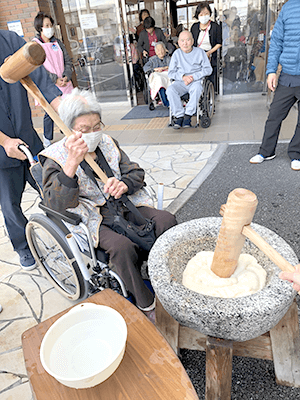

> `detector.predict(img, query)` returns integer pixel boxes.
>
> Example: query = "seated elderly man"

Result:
[143,42,171,108]
[166,30,212,129]
[39,88,177,322]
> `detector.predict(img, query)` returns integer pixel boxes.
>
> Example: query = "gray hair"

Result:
[58,88,102,129]
[155,41,166,50]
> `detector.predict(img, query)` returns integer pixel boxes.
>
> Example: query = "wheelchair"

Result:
[142,71,163,110]
[169,77,215,128]
[21,145,130,302]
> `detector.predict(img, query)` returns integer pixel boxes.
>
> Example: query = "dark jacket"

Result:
[40,138,145,213]
[137,27,167,54]
[191,21,222,67]
[143,54,170,74]
[0,30,62,168]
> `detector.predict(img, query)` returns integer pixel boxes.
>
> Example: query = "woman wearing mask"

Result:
[191,1,222,90]
[33,12,74,147]
[39,88,177,323]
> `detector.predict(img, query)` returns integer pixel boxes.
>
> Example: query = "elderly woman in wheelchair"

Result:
[166,31,213,129]
[143,42,171,110]
[36,88,177,322]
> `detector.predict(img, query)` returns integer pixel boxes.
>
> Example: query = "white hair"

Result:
[155,41,166,50]
[58,88,102,129]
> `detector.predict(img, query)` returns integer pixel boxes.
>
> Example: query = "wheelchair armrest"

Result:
[38,203,82,226]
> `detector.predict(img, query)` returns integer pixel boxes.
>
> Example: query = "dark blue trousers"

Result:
[0,162,38,251]
[259,84,300,160]
[44,112,54,140]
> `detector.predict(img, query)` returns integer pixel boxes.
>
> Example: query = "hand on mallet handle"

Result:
[279,265,300,293]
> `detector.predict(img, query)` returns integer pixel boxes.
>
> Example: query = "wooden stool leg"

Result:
[270,300,300,387]
[205,336,233,400]
[155,298,180,355]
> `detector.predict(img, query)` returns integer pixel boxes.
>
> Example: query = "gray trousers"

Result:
[259,83,300,160]
[99,206,177,309]
[166,80,203,118]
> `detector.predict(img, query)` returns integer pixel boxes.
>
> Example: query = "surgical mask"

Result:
[199,15,210,25]
[81,130,103,152]
[42,27,55,39]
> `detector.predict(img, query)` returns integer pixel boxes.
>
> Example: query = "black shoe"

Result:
[17,249,36,271]
[182,114,192,128]
[173,117,183,129]
[149,102,155,111]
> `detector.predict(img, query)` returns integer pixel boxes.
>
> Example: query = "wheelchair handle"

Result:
[18,144,36,166]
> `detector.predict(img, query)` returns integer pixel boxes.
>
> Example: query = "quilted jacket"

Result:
[266,0,300,76]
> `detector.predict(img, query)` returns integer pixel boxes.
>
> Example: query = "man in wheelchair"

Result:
[166,30,212,129]
[38,88,177,321]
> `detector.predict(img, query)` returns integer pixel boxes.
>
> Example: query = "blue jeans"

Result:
[159,88,169,107]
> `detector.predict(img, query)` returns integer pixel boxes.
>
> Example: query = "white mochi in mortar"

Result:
[182,251,267,298]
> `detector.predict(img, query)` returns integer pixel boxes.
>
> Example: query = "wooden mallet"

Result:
[210,188,295,278]
[0,41,108,183]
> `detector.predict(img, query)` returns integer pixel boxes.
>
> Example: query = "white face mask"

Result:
[81,130,103,152]
[42,27,55,39]
[199,15,210,25]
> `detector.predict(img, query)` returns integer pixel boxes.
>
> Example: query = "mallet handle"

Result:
[220,206,295,273]
[243,225,295,273]
[20,76,108,184]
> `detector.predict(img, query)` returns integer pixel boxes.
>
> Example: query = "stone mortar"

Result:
[148,217,298,342]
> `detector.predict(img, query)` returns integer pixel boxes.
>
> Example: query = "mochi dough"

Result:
[182,251,267,298]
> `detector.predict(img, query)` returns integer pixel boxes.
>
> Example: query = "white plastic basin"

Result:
[40,303,127,389]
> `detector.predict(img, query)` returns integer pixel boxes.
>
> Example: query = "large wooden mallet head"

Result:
[0,41,45,83]
[210,188,258,278]
[0,41,108,184]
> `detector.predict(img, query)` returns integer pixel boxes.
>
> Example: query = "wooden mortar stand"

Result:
[0,42,108,184]
[156,298,300,400]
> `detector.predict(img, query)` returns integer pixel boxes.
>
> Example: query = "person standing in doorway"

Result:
[33,12,74,148]
[249,0,300,170]
[135,9,150,39]
[191,1,222,91]
[137,17,167,64]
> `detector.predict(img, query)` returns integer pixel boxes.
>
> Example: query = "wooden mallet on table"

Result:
[210,188,295,278]
[0,41,108,184]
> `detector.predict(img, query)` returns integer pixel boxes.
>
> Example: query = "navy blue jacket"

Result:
[0,30,62,168]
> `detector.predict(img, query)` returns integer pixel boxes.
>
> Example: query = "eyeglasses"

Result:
[74,121,105,134]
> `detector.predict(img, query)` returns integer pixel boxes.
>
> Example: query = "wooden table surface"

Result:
[22,289,198,400]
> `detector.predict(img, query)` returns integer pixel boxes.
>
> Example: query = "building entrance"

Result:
[55,0,285,103]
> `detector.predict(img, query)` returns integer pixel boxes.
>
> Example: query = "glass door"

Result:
[61,0,130,103]
[125,0,170,106]
[221,0,280,95]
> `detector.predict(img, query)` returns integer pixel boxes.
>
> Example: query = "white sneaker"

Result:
[0,305,2,313]
[291,159,300,170]
[249,154,276,164]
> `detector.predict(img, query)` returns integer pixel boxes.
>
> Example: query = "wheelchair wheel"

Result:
[200,116,211,128]
[26,214,89,301]
[205,80,215,120]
